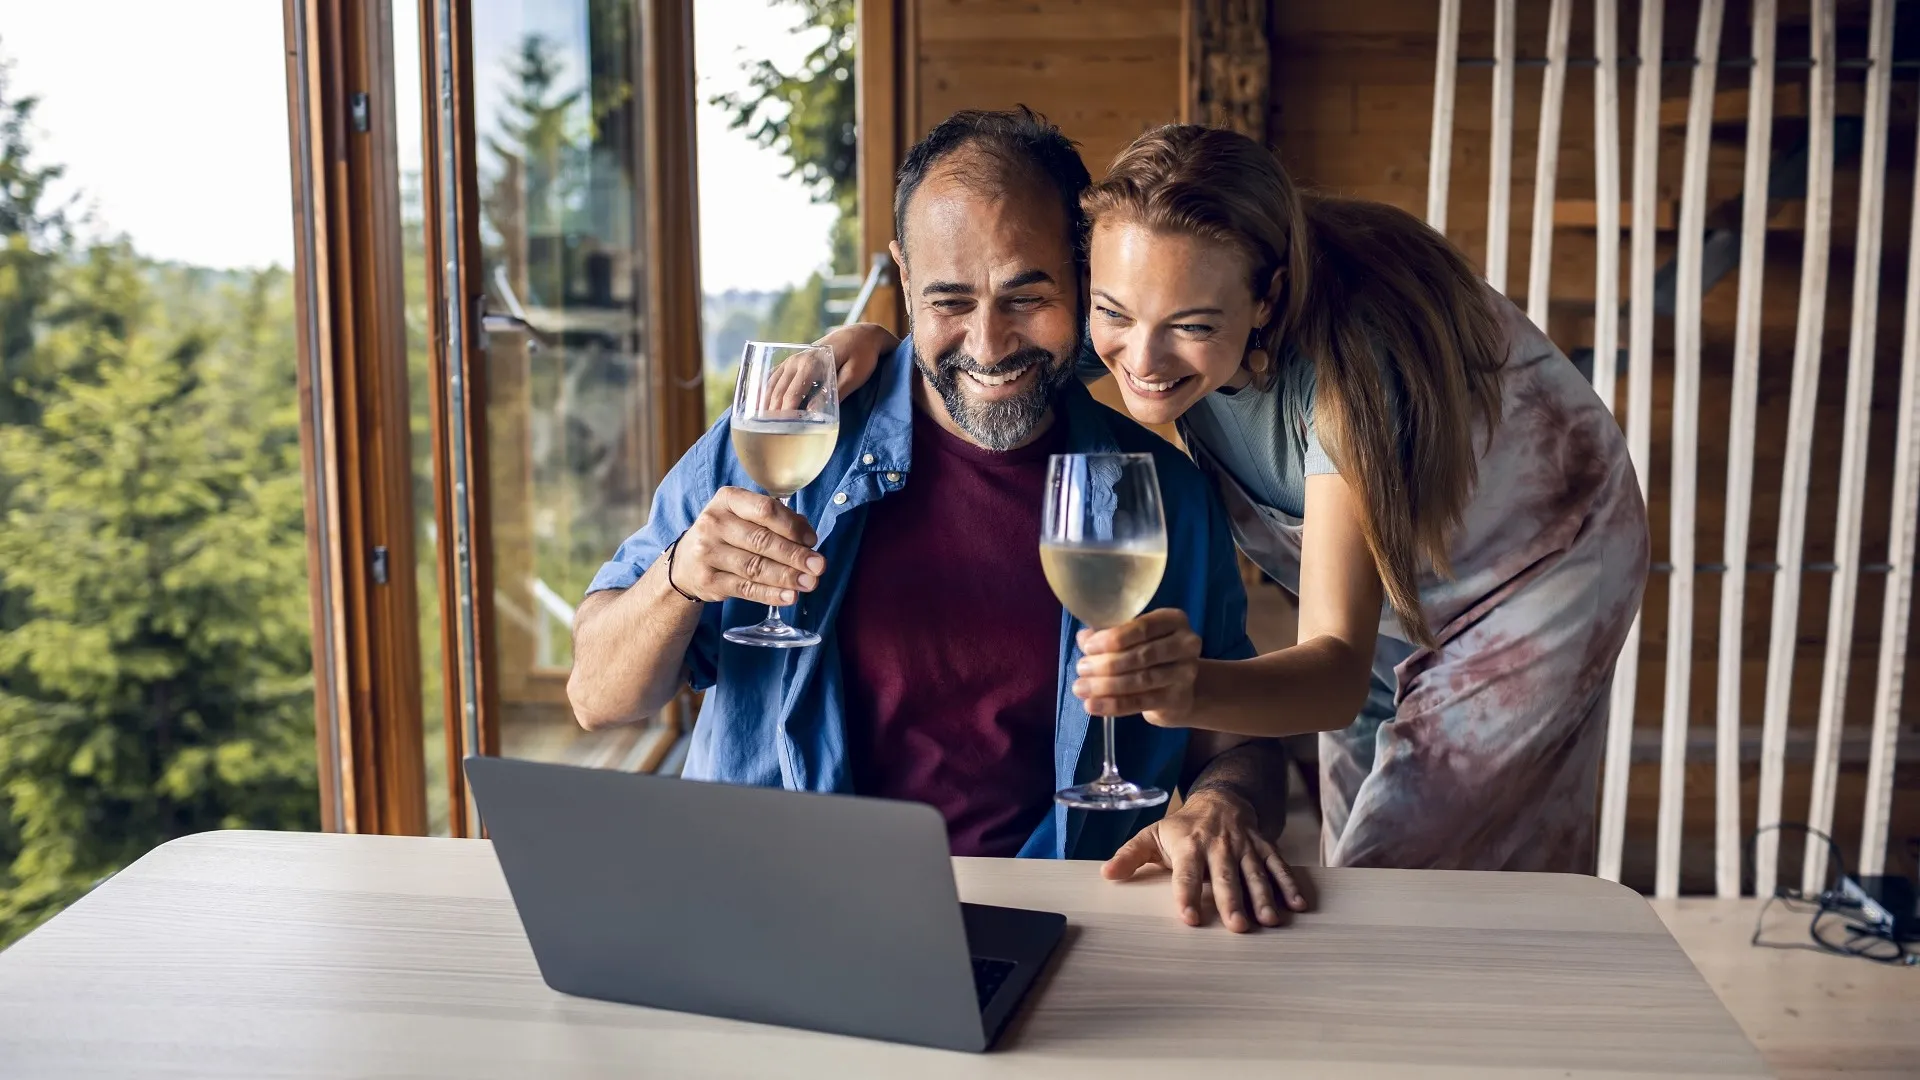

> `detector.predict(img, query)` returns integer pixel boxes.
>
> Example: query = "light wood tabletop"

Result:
[0,831,1768,1078]
[1653,898,1920,1080]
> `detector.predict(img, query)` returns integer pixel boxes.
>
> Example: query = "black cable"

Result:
[1746,823,1918,967]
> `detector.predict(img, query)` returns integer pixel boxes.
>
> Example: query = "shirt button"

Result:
[885,471,900,483]
[833,492,849,505]
[862,453,875,465]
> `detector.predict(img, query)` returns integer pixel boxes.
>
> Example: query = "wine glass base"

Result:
[722,621,821,648]
[1055,780,1168,811]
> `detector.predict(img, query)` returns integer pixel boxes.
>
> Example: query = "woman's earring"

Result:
[1246,327,1270,374]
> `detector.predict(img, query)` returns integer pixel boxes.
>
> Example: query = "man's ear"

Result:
[888,240,908,298]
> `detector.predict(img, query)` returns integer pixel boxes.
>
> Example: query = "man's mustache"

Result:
[932,345,1056,377]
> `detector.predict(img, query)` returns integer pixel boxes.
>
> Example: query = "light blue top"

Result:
[588,339,1256,860]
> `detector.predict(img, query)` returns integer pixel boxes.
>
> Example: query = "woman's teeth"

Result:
[1126,370,1185,393]
[965,368,1025,388]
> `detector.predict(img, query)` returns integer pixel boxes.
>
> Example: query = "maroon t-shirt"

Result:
[838,408,1066,857]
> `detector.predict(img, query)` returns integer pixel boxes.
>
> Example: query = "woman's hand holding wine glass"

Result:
[1071,609,1204,728]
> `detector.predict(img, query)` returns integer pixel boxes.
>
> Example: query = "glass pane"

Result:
[392,0,450,835]
[470,0,657,765]
[0,6,316,941]
[696,0,858,426]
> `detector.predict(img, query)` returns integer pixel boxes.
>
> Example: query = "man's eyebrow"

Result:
[998,268,1054,290]
[922,281,975,296]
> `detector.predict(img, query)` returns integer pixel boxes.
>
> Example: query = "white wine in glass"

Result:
[1040,453,1171,810]
[724,341,839,648]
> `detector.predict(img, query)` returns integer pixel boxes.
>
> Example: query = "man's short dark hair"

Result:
[892,106,1092,268]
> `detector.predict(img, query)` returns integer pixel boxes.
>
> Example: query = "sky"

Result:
[0,0,834,292]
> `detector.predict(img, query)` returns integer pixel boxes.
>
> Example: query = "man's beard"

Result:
[913,340,1074,451]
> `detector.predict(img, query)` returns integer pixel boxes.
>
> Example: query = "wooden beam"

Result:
[1803,0,1894,897]
[1715,0,1776,900]
[1589,0,1621,418]
[1656,0,1725,902]
[1187,0,1271,140]
[1524,0,1571,328]
[1600,0,1664,885]
[1862,99,1920,877]
[1426,0,1461,232]
[856,0,904,335]
[1757,0,1836,899]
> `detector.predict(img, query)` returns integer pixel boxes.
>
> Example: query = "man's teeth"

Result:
[1128,371,1183,392]
[965,368,1025,388]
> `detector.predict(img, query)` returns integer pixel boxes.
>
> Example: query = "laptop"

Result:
[464,755,1066,1052]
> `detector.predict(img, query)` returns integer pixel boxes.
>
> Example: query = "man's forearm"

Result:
[566,560,703,729]
[1182,737,1292,836]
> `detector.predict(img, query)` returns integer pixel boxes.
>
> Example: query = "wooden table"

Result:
[1654,898,1920,1080]
[0,831,1767,1078]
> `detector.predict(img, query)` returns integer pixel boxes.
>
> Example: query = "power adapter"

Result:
[1838,874,1920,942]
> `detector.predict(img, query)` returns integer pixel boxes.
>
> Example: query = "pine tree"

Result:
[0,244,318,946]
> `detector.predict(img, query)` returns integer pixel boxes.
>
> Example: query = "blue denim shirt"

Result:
[588,340,1255,860]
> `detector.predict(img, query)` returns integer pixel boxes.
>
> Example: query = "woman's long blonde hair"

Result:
[1083,126,1507,647]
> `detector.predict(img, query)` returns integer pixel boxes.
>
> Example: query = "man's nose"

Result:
[964,306,1019,368]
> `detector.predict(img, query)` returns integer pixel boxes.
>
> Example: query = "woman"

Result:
[831,125,1648,872]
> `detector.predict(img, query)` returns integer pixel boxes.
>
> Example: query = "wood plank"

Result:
[1425,0,1460,231]
[1803,0,1895,897]
[1756,0,1836,900]
[1590,0,1622,417]
[1861,100,1920,876]
[1715,0,1776,900]
[1654,898,1920,1079]
[1485,0,1515,292]
[1601,0,1666,885]
[1657,0,1726,901]
[1556,198,1676,231]
[1524,0,1571,328]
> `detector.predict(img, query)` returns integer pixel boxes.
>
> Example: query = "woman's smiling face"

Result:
[1087,219,1275,426]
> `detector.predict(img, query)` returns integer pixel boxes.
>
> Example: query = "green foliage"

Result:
[0,53,70,427]
[0,62,316,947]
[710,0,856,227]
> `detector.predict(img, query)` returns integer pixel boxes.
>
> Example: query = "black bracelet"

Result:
[663,534,700,604]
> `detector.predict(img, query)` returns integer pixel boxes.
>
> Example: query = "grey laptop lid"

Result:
[465,755,992,1051]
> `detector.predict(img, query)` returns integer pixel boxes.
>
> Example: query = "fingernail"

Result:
[1183,906,1199,924]
[797,573,817,590]
[806,555,825,573]
[1261,906,1278,922]
[1076,659,1090,675]
[1076,629,1089,645]
[1072,681,1086,696]
[780,590,796,604]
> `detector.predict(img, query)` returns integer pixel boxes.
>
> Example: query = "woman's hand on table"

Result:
[1105,789,1306,932]
[1072,609,1201,728]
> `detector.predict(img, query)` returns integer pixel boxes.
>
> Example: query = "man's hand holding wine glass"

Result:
[670,488,825,608]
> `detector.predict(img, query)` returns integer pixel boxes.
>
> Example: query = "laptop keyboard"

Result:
[970,956,1017,1010]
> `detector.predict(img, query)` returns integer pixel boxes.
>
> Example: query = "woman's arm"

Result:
[1074,472,1382,738]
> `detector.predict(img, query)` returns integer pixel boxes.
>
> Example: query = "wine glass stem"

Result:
[766,495,795,627]
[1097,715,1123,785]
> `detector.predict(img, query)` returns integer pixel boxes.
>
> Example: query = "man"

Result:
[567,108,1302,931]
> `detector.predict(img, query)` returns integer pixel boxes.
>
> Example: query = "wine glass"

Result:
[722,341,839,648]
[1039,452,1170,810]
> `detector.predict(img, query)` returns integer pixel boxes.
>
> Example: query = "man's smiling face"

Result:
[891,155,1081,452]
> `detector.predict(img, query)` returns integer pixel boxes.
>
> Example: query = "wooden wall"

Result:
[1271,0,1920,893]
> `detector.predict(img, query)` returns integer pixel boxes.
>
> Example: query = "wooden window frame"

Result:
[283,0,431,835]
[422,0,708,834]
